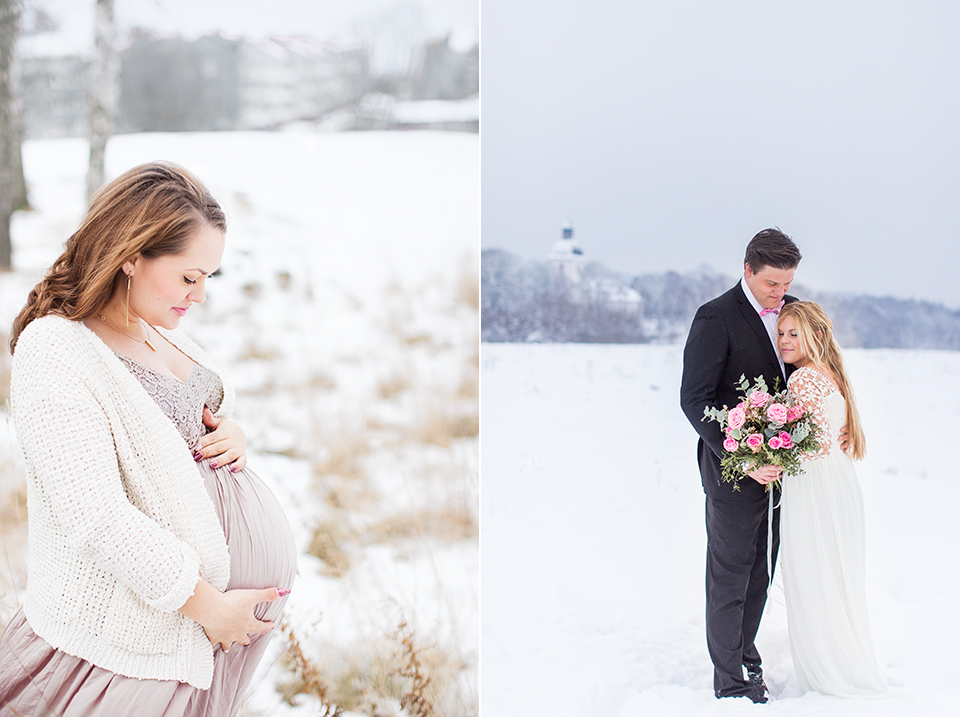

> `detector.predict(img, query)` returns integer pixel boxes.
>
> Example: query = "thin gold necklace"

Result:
[99,314,157,351]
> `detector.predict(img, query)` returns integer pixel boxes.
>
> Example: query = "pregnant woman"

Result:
[0,162,297,716]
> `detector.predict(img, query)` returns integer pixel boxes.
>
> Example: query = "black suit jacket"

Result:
[680,283,798,503]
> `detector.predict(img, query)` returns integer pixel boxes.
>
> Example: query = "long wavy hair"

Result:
[10,161,226,353]
[778,301,866,460]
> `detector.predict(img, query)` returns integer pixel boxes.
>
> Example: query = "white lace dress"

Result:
[781,366,886,697]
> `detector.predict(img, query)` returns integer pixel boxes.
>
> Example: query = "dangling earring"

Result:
[125,272,132,327]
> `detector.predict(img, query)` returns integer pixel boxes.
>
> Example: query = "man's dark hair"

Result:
[744,227,802,272]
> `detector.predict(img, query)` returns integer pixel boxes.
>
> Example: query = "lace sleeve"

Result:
[787,367,833,461]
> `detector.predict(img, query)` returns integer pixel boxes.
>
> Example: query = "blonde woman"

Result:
[776,301,885,697]
[0,162,296,716]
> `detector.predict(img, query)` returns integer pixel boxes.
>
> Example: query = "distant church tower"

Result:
[548,221,584,284]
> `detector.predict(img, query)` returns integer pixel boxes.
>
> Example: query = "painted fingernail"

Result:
[230,465,238,473]
[193,452,202,461]
[277,587,291,597]
[210,460,218,469]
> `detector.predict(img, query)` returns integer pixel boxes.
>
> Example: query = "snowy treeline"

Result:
[482,248,960,350]
[481,249,646,344]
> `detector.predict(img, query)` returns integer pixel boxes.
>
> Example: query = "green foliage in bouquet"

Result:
[702,374,821,491]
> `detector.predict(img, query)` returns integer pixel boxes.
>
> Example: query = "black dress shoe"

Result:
[745,665,765,687]
[746,684,768,704]
[745,666,768,703]
[716,686,768,704]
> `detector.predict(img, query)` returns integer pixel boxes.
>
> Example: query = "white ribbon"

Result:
[767,486,781,593]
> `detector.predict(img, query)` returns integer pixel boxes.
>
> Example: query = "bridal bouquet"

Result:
[701,374,820,491]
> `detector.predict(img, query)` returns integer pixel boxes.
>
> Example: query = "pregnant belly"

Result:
[198,462,298,615]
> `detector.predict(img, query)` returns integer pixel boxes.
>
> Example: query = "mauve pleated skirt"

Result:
[0,460,297,717]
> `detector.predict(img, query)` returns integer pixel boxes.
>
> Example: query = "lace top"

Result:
[787,366,845,462]
[114,353,224,449]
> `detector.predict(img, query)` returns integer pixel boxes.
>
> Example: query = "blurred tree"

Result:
[353,2,427,83]
[87,0,118,204]
[0,0,28,270]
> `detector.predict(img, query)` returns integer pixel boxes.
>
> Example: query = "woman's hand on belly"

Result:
[195,407,248,472]
[178,579,290,652]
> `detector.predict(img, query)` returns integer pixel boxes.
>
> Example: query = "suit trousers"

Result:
[705,494,780,698]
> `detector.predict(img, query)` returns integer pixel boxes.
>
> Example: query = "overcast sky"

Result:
[481,0,960,309]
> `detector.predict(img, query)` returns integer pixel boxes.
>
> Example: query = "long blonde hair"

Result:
[778,301,866,460]
[10,162,226,353]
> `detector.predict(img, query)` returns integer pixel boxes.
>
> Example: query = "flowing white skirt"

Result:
[781,449,886,697]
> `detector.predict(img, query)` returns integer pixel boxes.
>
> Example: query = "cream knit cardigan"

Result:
[11,314,232,689]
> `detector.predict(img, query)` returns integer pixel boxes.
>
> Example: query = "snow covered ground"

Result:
[0,129,478,715]
[481,342,960,716]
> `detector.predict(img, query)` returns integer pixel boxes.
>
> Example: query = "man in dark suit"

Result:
[680,228,802,703]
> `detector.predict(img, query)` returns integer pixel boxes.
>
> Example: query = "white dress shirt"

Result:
[740,275,786,380]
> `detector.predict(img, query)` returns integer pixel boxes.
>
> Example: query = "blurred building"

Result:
[548,222,584,284]
[20,54,90,138]
[411,36,479,101]
[18,31,479,139]
[547,222,643,316]
[118,33,370,133]
[583,277,643,315]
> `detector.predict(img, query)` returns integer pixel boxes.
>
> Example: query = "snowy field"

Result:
[481,342,960,716]
[0,129,478,715]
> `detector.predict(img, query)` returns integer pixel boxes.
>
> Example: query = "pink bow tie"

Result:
[759,300,785,317]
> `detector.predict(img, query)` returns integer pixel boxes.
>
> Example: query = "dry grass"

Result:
[241,281,263,300]
[327,642,406,713]
[306,520,353,577]
[277,621,474,717]
[0,332,27,615]
[0,330,11,403]
[404,333,434,348]
[455,370,478,401]
[239,336,281,362]
[364,506,477,545]
[397,621,435,717]
[239,264,478,713]
[365,415,393,431]
[378,370,412,400]
[0,483,28,619]
[414,401,480,448]
[275,270,293,291]
[321,480,379,512]
[457,260,479,311]
[308,502,476,579]
[276,621,343,715]
[238,375,281,400]
[313,422,370,480]
[307,370,338,391]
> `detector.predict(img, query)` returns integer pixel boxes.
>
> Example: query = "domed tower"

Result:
[548,222,584,284]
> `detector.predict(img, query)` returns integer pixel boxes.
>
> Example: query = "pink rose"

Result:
[723,438,739,452]
[746,433,764,453]
[766,402,788,424]
[787,405,804,421]
[728,405,746,429]
[750,392,771,408]
[768,436,783,450]
[778,431,793,449]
